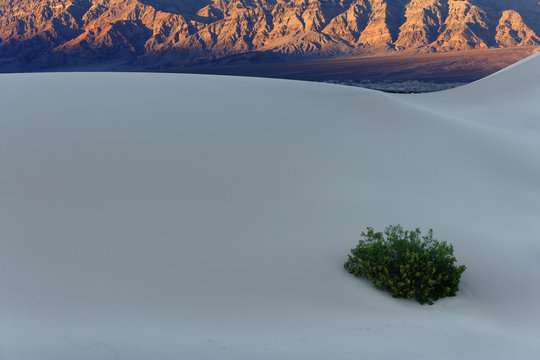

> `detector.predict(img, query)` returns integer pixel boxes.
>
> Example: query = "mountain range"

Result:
[1,0,539,71]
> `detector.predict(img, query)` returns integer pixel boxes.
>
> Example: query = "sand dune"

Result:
[1,54,539,359]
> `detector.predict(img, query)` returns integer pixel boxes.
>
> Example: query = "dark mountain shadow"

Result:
[110,20,154,55]
[426,1,449,44]
[69,0,93,26]
[473,0,540,33]
[318,0,356,22]
[138,0,212,16]
[473,0,539,11]
[386,0,409,44]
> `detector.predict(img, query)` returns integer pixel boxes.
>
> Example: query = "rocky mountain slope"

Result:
[0,0,539,70]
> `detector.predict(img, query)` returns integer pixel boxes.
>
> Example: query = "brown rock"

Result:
[495,10,540,47]
[0,0,539,70]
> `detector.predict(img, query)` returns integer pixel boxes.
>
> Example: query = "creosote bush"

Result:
[344,225,466,305]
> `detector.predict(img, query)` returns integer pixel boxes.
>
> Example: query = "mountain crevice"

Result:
[0,0,538,70]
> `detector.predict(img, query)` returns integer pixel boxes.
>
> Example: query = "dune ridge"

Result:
[1,53,539,359]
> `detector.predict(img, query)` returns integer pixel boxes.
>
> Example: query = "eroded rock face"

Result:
[0,0,539,70]
[495,10,540,47]
[396,0,448,49]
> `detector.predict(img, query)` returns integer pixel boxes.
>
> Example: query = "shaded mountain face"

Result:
[0,0,539,71]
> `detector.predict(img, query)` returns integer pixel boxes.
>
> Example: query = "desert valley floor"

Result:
[1,54,540,359]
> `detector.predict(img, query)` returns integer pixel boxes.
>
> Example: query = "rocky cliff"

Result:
[0,0,539,70]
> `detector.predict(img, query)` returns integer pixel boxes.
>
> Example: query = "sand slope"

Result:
[1,54,539,359]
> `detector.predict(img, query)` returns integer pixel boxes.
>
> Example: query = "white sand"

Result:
[1,53,539,359]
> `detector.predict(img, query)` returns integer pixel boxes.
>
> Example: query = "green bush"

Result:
[344,225,466,305]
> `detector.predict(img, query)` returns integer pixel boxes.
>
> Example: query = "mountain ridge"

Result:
[1,0,539,71]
